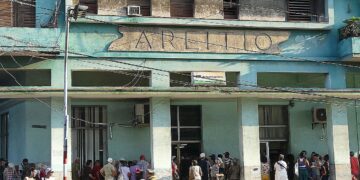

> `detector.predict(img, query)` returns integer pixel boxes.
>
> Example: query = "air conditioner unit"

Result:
[134,104,150,126]
[312,108,327,124]
[127,6,141,16]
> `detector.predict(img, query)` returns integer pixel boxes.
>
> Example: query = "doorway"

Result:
[259,105,289,180]
[171,105,202,180]
[71,106,107,167]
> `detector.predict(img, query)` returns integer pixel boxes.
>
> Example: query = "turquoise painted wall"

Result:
[71,99,151,161]
[288,102,328,156]
[0,100,51,165]
[172,99,241,159]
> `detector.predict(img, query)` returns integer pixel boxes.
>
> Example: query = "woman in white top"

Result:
[274,154,288,180]
[189,160,202,180]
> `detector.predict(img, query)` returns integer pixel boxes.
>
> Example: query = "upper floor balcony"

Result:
[72,0,334,30]
[0,0,61,55]
[339,17,360,61]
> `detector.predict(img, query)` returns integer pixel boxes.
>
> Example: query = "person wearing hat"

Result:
[3,163,15,180]
[146,169,157,180]
[274,154,288,180]
[198,153,210,180]
[119,158,130,180]
[100,157,117,180]
[44,168,55,180]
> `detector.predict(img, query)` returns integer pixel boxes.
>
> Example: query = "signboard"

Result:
[191,72,226,86]
[109,27,290,54]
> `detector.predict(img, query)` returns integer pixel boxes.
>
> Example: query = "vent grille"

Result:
[287,0,313,21]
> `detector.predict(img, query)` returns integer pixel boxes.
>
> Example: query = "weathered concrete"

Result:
[109,27,290,54]
[238,0,286,21]
[98,0,127,16]
[150,98,172,180]
[327,104,351,180]
[151,0,170,17]
[194,0,223,19]
[237,98,261,180]
[151,70,170,89]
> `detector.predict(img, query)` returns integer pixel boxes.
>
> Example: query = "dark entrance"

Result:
[171,105,202,180]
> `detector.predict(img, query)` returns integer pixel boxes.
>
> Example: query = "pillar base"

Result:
[154,168,172,180]
[330,164,351,180]
[242,165,261,180]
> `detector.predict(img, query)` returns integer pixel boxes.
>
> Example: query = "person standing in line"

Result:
[119,158,130,180]
[83,160,96,180]
[351,151,359,180]
[217,155,225,175]
[320,155,330,180]
[311,154,322,180]
[210,158,220,180]
[72,158,81,180]
[21,158,30,179]
[223,152,233,180]
[274,154,288,180]
[297,151,309,180]
[189,160,202,180]
[261,156,270,180]
[198,153,210,180]
[3,163,15,180]
[228,158,240,180]
[137,155,150,180]
[129,160,140,180]
[172,156,180,180]
[92,160,102,180]
[100,158,116,180]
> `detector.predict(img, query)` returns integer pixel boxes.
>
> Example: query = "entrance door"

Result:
[258,105,290,180]
[171,105,202,180]
[72,106,107,167]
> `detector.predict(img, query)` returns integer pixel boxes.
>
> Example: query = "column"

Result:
[238,70,258,89]
[151,70,170,89]
[194,0,223,19]
[151,0,171,17]
[237,98,261,180]
[150,97,172,179]
[51,98,72,179]
[325,68,346,89]
[326,103,351,179]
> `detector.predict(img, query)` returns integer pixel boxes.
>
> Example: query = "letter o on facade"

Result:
[255,33,272,51]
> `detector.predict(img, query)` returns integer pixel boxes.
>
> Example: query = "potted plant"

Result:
[340,17,360,40]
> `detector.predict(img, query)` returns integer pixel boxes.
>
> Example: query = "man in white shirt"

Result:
[119,158,130,180]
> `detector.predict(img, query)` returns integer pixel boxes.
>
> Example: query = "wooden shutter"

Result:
[127,0,151,16]
[170,0,194,18]
[223,0,238,19]
[79,0,97,14]
[287,0,313,22]
[0,0,13,27]
[13,0,36,27]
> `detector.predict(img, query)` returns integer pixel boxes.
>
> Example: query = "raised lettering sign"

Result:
[109,27,290,54]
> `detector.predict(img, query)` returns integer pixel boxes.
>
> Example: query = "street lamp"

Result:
[63,4,87,180]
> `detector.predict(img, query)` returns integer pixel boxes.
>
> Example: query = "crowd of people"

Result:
[173,152,240,180]
[71,155,155,180]
[260,151,331,180]
[0,158,55,180]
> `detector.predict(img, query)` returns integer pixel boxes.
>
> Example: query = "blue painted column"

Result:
[151,70,170,89]
[237,98,261,179]
[326,103,351,179]
[50,98,72,179]
[150,97,172,179]
[325,68,346,89]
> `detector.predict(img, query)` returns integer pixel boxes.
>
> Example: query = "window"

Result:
[257,73,327,88]
[127,0,151,16]
[170,72,238,87]
[72,71,151,87]
[258,106,289,141]
[223,0,238,19]
[171,0,194,18]
[171,105,202,142]
[0,70,51,86]
[287,0,326,22]
[0,0,36,27]
[0,113,9,159]
[80,0,98,14]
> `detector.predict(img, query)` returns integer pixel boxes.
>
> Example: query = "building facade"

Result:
[0,0,360,179]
